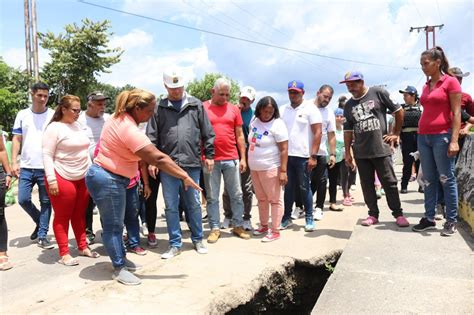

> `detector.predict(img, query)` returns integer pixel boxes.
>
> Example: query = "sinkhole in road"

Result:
[227,251,341,315]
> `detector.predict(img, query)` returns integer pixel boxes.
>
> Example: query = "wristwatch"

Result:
[310,154,318,159]
[330,153,336,157]
[5,173,12,177]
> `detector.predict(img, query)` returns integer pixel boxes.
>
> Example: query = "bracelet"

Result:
[5,173,12,177]
[330,153,336,157]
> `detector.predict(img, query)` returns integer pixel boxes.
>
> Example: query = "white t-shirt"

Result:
[42,121,91,184]
[315,105,336,156]
[12,107,54,169]
[78,112,110,159]
[248,117,288,171]
[280,100,322,158]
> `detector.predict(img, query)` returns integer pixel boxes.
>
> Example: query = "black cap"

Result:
[87,91,110,101]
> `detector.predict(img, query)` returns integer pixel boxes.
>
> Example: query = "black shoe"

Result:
[440,221,457,236]
[412,218,436,232]
[37,238,54,249]
[418,187,424,193]
[400,188,408,194]
[30,225,39,240]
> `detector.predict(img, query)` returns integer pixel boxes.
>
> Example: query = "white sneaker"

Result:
[291,207,303,220]
[161,246,181,259]
[243,220,253,231]
[141,222,148,236]
[92,206,99,215]
[221,217,232,229]
[314,207,324,221]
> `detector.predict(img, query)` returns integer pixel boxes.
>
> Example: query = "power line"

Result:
[77,0,418,70]
[228,0,343,75]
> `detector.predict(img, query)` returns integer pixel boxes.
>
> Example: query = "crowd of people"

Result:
[0,46,472,286]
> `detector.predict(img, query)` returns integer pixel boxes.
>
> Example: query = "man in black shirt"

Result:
[341,71,409,227]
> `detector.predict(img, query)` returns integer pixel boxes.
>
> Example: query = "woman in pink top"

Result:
[85,89,200,286]
[43,95,99,266]
[412,46,462,236]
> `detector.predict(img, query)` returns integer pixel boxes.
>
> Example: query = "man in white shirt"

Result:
[11,82,54,249]
[280,80,322,232]
[78,91,110,244]
[311,85,337,220]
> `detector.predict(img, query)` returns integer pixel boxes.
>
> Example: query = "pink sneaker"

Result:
[343,197,352,206]
[361,216,379,226]
[262,232,280,242]
[253,225,269,236]
[395,216,410,227]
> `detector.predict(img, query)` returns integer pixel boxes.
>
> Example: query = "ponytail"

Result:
[114,89,156,117]
[421,46,451,76]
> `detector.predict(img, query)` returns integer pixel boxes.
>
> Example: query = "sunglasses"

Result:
[69,108,81,114]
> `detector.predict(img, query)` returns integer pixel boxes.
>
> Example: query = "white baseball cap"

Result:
[239,86,256,102]
[163,69,184,88]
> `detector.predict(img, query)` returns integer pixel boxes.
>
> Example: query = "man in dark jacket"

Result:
[146,68,215,259]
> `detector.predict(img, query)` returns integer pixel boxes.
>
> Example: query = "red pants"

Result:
[45,171,89,257]
[251,167,284,233]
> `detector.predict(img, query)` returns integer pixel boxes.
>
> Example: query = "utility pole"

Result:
[409,24,445,50]
[23,0,32,78]
[23,0,40,82]
[31,0,39,81]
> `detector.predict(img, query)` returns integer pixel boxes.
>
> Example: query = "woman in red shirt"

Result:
[412,46,462,236]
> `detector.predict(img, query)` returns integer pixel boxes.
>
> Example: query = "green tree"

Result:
[0,58,32,132]
[186,73,240,103]
[38,19,123,103]
[88,82,135,113]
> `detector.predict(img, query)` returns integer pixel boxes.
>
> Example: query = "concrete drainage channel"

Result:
[226,251,341,315]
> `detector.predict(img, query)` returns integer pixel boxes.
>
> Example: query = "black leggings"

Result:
[145,174,160,233]
[328,161,342,204]
[340,162,357,198]
[0,171,7,252]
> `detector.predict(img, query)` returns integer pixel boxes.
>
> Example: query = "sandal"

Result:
[0,255,13,271]
[78,248,100,258]
[58,256,79,266]
[329,205,344,212]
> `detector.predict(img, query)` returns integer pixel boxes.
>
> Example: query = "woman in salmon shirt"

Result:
[412,47,462,236]
[43,95,99,266]
[85,89,200,285]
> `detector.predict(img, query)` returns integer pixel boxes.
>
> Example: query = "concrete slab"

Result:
[313,167,474,314]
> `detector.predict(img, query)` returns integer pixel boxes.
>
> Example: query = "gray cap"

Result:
[449,67,470,78]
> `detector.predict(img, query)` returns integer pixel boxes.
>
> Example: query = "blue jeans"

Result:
[124,185,141,249]
[418,133,458,222]
[18,168,51,238]
[85,164,130,268]
[283,156,313,221]
[161,167,203,247]
[203,160,244,229]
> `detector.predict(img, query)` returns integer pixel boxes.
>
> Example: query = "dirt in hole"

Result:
[227,252,340,315]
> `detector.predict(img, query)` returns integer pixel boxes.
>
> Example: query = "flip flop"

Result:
[0,256,13,271]
[58,257,79,266]
[79,249,101,258]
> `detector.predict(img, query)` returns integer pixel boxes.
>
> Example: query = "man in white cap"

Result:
[222,86,256,231]
[78,91,111,244]
[146,68,215,259]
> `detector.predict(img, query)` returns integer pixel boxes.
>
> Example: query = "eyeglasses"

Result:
[69,108,81,114]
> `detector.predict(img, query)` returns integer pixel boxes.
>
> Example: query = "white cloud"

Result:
[100,28,217,95]
[109,29,153,50]
[1,46,51,72]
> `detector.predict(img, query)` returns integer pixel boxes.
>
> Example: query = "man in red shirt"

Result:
[449,67,473,153]
[203,78,251,243]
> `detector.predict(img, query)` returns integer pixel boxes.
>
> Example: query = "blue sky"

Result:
[1,0,473,107]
